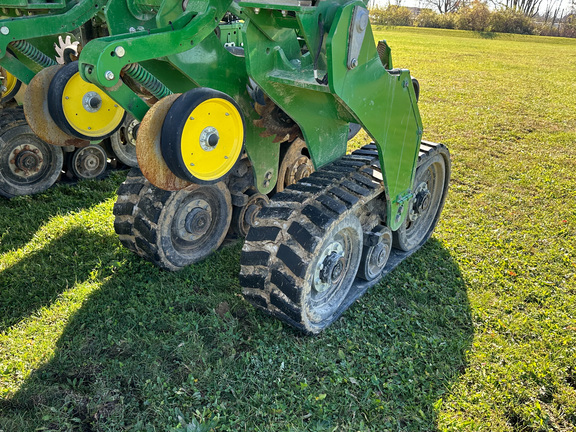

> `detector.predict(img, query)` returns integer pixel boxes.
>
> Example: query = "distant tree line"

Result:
[369,1,576,38]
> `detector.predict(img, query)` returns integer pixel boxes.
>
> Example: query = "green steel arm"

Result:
[78,0,231,87]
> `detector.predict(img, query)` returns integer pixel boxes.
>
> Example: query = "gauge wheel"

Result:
[47,61,126,141]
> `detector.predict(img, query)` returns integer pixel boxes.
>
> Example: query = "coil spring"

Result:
[9,40,57,68]
[122,63,172,100]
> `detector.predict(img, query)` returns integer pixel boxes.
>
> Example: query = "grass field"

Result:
[1,27,575,431]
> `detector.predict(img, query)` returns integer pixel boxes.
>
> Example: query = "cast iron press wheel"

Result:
[69,144,107,180]
[47,61,126,141]
[161,88,245,185]
[110,114,139,168]
[393,144,450,251]
[0,108,63,198]
[128,181,232,270]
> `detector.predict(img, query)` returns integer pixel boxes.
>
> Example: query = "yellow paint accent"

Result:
[61,72,125,138]
[1,69,18,98]
[180,98,243,181]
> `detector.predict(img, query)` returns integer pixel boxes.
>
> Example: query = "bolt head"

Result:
[350,58,358,68]
[0,27,9,36]
[114,46,125,58]
[105,71,115,81]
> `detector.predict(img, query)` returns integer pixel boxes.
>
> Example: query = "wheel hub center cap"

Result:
[199,127,219,151]
[319,251,346,287]
[83,91,102,113]
[185,207,212,237]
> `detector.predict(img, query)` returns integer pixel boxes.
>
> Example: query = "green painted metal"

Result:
[71,0,424,217]
[240,0,422,229]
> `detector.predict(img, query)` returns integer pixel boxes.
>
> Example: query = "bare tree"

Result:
[425,0,466,13]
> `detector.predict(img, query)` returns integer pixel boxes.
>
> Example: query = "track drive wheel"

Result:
[110,114,139,168]
[0,108,63,198]
[161,88,245,185]
[253,94,301,143]
[69,144,107,180]
[47,61,126,141]
[1,68,21,104]
[231,191,270,238]
[393,143,450,251]
[276,138,314,193]
[126,180,232,270]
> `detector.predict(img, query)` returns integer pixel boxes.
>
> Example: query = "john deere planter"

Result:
[17,0,450,332]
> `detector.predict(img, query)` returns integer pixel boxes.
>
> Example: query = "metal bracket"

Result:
[347,6,368,70]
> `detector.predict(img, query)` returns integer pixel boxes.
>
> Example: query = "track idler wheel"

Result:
[0,108,63,198]
[47,61,126,141]
[358,225,392,281]
[231,191,270,238]
[110,114,139,168]
[161,88,245,185]
[276,138,314,193]
[69,144,107,180]
[393,143,450,251]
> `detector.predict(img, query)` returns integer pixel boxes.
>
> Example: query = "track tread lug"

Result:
[246,226,281,242]
[257,206,294,221]
[287,221,319,253]
[328,187,359,207]
[302,204,336,230]
[271,269,301,304]
[277,244,307,278]
[240,250,270,267]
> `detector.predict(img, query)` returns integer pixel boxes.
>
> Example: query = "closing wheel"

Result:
[393,149,449,251]
[69,144,107,180]
[47,61,126,140]
[358,226,392,281]
[161,88,245,184]
[0,109,63,198]
[276,138,314,193]
[132,181,232,270]
[110,114,139,167]
[1,68,21,103]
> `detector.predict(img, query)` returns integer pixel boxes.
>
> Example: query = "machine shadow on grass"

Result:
[1,231,472,430]
[0,176,123,255]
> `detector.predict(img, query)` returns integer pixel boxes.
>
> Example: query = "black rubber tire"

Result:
[1,77,21,104]
[161,87,245,185]
[121,180,233,271]
[47,61,125,141]
[113,168,150,254]
[393,143,450,252]
[0,108,63,198]
[240,148,385,334]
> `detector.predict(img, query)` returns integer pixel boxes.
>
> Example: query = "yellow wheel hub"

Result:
[1,69,18,97]
[180,98,244,182]
[61,72,125,138]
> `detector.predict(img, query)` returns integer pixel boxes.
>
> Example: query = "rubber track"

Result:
[240,141,450,333]
[113,168,150,254]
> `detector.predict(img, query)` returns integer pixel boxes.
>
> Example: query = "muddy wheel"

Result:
[357,225,392,281]
[47,61,125,141]
[110,114,139,168]
[0,109,63,198]
[132,181,232,270]
[276,138,314,193]
[69,144,107,180]
[113,168,150,254]
[393,145,450,251]
[232,192,270,238]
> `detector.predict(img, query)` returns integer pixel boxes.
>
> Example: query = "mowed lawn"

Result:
[1,27,575,431]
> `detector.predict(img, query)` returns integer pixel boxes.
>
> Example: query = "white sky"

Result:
[373,0,573,15]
